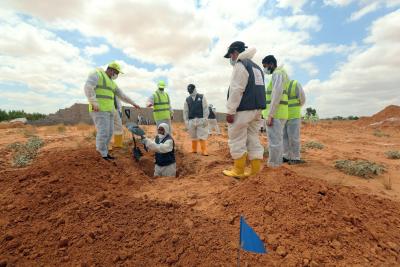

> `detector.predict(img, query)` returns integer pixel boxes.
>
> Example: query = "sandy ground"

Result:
[0,120,400,266]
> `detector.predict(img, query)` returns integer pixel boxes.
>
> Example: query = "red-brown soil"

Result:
[1,121,400,266]
[355,105,400,127]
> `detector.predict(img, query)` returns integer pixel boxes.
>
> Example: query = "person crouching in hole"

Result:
[142,123,176,177]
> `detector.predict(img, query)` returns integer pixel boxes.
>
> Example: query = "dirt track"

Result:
[1,120,400,266]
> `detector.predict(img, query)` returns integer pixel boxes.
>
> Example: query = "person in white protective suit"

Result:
[283,80,306,165]
[222,41,267,179]
[208,104,221,135]
[142,123,176,177]
[84,61,140,160]
[261,55,289,168]
[183,84,209,156]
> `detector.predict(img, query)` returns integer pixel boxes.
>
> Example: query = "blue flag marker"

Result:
[239,216,267,254]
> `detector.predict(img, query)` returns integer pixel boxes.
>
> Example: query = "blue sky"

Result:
[1,0,399,118]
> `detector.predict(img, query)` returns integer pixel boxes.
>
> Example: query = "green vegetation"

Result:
[7,136,44,167]
[303,107,319,123]
[335,160,385,178]
[385,150,400,159]
[347,115,359,120]
[330,115,359,120]
[0,109,46,122]
[304,141,324,150]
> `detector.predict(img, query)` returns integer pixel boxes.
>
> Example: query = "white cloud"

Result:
[284,15,321,31]
[305,9,400,117]
[2,91,76,114]
[0,12,92,113]
[323,0,353,6]
[302,62,319,76]
[84,44,109,57]
[325,0,400,7]
[276,0,310,13]
[349,2,380,21]
[1,0,370,116]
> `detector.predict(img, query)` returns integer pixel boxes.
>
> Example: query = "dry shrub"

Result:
[373,130,390,137]
[335,159,385,179]
[304,141,324,150]
[385,150,400,159]
[57,124,67,133]
[8,136,44,167]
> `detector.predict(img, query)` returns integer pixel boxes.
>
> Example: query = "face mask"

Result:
[263,67,272,75]
[111,73,118,80]
[157,134,165,139]
[230,58,236,66]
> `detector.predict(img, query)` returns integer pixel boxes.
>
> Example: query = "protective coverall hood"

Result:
[237,47,256,62]
[158,122,170,135]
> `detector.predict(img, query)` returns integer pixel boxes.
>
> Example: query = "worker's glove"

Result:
[226,114,235,124]
[267,116,273,127]
[91,103,100,112]
[201,118,208,127]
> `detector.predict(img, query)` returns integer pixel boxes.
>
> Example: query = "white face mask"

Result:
[230,58,236,66]
[157,134,165,139]
[263,67,272,75]
[111,73,118,80]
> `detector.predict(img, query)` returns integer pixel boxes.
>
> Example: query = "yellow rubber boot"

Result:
[113,134,123,148]
[191,140,198,153]
[200,140,209,156]
[223,154,248,179]
[244,159,262,176]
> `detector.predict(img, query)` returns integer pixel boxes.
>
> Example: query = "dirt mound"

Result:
[221,168,400,266]
[0,148,234,266]
[1,147,400,266]
[0,122,26,129]
[355,105,400,127]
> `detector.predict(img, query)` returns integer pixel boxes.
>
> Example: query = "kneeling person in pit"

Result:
[142,123,176,177]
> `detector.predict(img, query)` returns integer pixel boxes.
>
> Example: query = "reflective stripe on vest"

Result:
[89,69,117,112]
[153,91,171,121]
[262,67,289,120]
[287,80,301,119]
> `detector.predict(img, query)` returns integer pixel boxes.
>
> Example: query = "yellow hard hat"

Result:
[108,61,124,74]
[158,80,166,88]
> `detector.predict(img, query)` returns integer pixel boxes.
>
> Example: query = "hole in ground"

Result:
[134,149,197,178]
